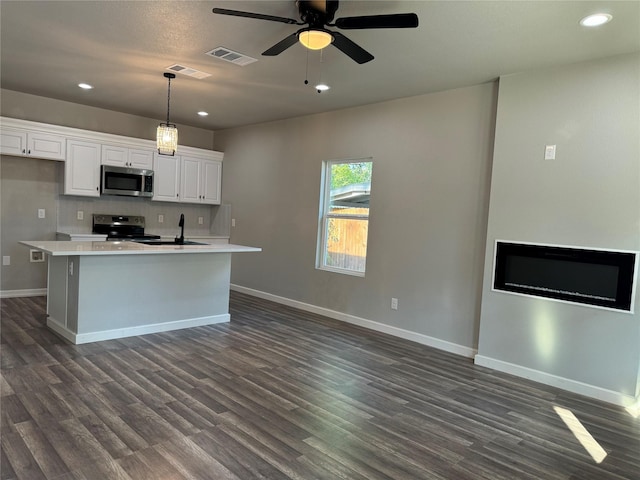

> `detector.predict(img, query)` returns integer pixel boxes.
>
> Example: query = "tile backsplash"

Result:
[57,195,230,237]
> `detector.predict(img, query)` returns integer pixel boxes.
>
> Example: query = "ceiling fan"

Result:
[212,0,419,64]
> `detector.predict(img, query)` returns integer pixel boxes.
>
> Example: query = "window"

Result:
[317,159,373,276]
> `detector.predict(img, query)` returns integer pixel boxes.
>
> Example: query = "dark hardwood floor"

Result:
[1,292,639,479]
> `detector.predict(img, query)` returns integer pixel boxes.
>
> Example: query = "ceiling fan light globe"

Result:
[299,30,333,50]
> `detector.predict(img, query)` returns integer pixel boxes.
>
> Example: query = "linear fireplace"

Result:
[493,241,637,313]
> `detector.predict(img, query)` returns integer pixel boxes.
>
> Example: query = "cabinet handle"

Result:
[22,149,26,154]
[28,150,31,154]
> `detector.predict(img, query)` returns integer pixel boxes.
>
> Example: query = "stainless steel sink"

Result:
[133,240,207,246]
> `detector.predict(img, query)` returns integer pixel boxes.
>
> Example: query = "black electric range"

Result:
[92,214,161,241]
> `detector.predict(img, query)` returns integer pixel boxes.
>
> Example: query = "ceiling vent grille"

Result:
[205,47,257,66]
[166,64,211,79]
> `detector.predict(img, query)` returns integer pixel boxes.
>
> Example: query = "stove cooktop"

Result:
[92,214,160,241]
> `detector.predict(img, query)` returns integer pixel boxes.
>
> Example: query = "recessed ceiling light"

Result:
[197,111,209,117]
[78,83,93,90]
[580,13,612,27]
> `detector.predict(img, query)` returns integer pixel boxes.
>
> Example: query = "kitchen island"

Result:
[20,240,261,344]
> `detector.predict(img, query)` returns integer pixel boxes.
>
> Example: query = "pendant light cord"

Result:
[166,76,171,124]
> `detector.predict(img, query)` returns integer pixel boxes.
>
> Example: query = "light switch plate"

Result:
[544,144,556,160]
[77,210,84,220]
[38,208,45,219]
[198,216,204,225]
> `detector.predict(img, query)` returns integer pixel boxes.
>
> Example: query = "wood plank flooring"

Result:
[1,292,639,479]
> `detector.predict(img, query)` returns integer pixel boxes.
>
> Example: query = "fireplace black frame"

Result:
[493,241,637,312]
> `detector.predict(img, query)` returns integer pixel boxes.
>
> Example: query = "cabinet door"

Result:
[128,148,153,169]
[180,156,202,203]
[0,128,27,156]
[28,131,66,160]
[152,153,181,202]
[65,140,100,196]
[101,145,127,166]
[201,160,222,204]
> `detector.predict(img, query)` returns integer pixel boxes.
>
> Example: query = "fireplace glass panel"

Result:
[494,242,636,312]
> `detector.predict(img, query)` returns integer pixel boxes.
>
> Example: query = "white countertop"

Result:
[21,240,261,256]
[57,231,230,240]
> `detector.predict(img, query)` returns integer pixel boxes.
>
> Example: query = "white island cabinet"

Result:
[20,240,260,344]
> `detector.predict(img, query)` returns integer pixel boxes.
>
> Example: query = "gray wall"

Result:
[477,53,640,398]
[0,90,223,292]
[215,83,497,351]
[1,157,60,291]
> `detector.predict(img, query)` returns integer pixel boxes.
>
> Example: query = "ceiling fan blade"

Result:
[330,31,374,64]
[334,13,419,29]
[262,32,300,56]
[212,8,300,25]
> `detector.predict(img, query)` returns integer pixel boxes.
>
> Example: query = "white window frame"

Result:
[316,158,372,277]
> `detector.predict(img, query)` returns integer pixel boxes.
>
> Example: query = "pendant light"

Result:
[157,72,178,156]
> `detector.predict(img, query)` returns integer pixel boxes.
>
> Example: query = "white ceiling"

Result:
[1,1,638,131]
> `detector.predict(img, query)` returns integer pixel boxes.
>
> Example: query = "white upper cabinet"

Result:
[180,156,202,204]
[154,153,222,205]
[101,144,127,166]
[1,117,223,200]
[102,145,153,169]
[201,159,222,204]
[0,127,65,161]
[65,140,100,197]
[152,153,181,202]
[0,128,26,156]
[179,156,222,205]
[128,148,153,169]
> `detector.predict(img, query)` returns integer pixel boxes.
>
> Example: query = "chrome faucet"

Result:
[175,213,185,244]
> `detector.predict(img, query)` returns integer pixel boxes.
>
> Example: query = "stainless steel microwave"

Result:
[101,165,154,197]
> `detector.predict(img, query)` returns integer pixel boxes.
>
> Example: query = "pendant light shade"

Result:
[298,29,333,50]
[157,72,178,155]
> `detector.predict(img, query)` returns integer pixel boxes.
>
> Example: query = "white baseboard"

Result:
[0,288,47,298]
[230,284,477,358]
[47,314,230,345]
[474,354,638,408]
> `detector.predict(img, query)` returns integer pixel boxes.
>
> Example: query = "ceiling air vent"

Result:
[166,64,211,80]
[205,47,257,66]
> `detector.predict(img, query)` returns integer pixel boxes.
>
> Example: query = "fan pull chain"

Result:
[317,49,324,93]
[304,47,309,85]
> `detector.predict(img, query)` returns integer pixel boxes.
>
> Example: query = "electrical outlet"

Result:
[231,218,236,227]
[38,209,45,219]
[69,261,74,276]
[30,249,45,263]
[2,256,10,266]
[198,216,204,225]
[158,214,164,223]
[391,297,398,310]
[77,210,84,220]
